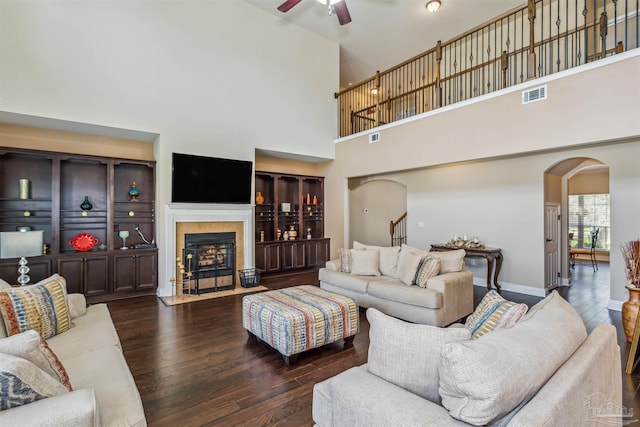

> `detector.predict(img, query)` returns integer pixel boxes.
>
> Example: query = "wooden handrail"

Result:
[390,212,407,246]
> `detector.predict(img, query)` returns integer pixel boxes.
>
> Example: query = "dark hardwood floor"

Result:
[107,265,639,426]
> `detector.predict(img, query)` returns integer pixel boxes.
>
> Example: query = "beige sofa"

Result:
[319,243,474,326]
[0,283,146,426]
[313,292,622,427]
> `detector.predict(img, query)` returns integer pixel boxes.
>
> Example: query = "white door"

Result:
[544,203,561,290]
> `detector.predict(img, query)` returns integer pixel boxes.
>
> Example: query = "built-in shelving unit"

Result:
[0,147,157,302]
[254,171,329,274]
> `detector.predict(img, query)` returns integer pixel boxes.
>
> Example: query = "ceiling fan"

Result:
[277,0,352,25]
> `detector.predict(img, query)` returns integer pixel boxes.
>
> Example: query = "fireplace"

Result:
[183,232,235,294]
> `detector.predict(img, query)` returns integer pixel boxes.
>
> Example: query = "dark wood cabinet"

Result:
[282,241,306,270]
[255,243,281,273]
[306,238,330,268]
[0,147,157,301]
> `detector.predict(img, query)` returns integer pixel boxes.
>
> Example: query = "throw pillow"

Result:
[0,352,69,411]
[367,308,470,405]
[394,247,424,285]
[338,248,351,273]
[438,291,587,425]
[0,274,72,339]
[429,249,466,273]
[353,242,401,277]
[464,290,528,339]
[0,330,72,391]
[414,257,441,288]
[349,249,381,276]
[0,278,11,290]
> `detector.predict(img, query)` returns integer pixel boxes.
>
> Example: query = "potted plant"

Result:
[621,239,640,342]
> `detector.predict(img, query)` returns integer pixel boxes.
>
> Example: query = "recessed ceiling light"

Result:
[426,0,441,13]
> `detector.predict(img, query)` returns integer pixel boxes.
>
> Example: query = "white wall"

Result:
[0,1,339,294]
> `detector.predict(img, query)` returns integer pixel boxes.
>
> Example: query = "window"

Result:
[568,194,610,250]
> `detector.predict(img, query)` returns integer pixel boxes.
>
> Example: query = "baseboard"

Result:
[473,278,546,298]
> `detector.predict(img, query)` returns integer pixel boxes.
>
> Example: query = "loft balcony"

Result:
[335,0,639,138]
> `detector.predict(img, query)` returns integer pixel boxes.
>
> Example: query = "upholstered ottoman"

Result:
[242,285,359,365]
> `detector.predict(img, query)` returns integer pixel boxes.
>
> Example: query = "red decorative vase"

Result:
[622,285,640,343]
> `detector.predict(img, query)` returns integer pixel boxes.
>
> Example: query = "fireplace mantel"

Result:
[164,203,254,296]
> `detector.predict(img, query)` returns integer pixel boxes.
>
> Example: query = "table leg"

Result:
[493,253,503,292]
[486,256,495,291]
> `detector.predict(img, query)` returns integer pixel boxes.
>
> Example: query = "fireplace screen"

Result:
[183,232,235,294]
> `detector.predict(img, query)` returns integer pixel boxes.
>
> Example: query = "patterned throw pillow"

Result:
[465,290,529,339]
[338,248,352,273]
[414,257,441,288]
[0,330,72,391]
[0,352,69,411]
[0,275,71,339]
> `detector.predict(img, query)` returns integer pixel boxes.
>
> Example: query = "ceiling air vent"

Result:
[369,132,380,144]
[522,85,547,104]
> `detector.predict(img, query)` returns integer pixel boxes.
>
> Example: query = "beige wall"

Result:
[568,170,609,195]
[325,53,640,303]
[544,174,562,204]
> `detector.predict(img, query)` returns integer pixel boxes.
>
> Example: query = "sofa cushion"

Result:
[0,352,68,410]
[0,330,72,391]
[438,291,587,425]
[353,242,401,277]
[367,281,442,309]
[367,308,470,404]
[0,274,72,339]
[0,279,10,290]
[430,249,466,273]
[464,290,528,339]
[415,257,441,288]
[319,268,390,295]
[349,249,381,276]
[394,247,424,285]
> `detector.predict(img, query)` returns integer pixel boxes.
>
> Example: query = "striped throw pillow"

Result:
[0,275,72,339]
[338,248,352,273]
[465,290,528,339]
[414,257,441,288]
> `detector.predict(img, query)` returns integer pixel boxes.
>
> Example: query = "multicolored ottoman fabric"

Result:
[242,285,359,365]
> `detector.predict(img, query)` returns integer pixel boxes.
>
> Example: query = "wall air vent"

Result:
[522,85,547,104]
[368,132,380,144]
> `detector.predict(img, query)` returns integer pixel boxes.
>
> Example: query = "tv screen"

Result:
[172,153,253,204]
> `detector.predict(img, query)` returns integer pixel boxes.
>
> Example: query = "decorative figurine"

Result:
[129,181,140,202]
[80,196,93,211]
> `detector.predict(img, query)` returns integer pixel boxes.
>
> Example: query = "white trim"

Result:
[335,49,640,144]
[161,203,254,297]
[608,299,623,312]
[473,278,547,298]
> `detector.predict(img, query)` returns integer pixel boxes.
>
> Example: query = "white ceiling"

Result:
[244,0,525,88]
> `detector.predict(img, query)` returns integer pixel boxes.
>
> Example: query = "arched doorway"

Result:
[348,178,407,247]
[544,157,610,293]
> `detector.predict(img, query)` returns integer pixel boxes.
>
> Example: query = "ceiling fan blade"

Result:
[277,0,302,13]
[333,1,352,25]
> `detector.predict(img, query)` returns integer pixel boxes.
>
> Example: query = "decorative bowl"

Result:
[68,233,99,252]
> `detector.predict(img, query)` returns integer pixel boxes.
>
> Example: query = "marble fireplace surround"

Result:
[165,203,254,296]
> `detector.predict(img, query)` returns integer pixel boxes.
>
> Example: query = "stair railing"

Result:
[390,212,408,246]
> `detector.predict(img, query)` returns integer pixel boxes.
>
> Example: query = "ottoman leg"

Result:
[344,335,356,346]
[283,354,298,367]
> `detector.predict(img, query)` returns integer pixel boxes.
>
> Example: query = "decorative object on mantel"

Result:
[19,179,30,200]
[68,233,99,252]
[80,196,93,216]
[128,181,140,202]
[256,191,264,205]
[446,234,486,249]
[621,239,640,342]
[0,230,44,286]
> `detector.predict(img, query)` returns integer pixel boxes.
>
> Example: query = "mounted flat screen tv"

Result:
[172,153,253,204]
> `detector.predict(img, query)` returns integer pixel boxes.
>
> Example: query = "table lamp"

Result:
[0,230,44,286]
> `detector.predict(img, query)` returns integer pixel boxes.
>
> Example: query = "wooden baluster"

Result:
[435,40,442,108]
[501,50,508,88]
[599,12,607,59]
[527,0,537,79]
[374,71,381,127]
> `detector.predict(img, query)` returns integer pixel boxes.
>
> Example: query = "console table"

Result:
[430,245,503,292]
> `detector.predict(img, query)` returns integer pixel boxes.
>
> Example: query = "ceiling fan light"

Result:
[426,0,441,13]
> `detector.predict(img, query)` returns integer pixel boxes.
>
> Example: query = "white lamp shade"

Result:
[0,231,44,259]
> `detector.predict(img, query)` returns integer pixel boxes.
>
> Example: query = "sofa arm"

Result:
[325,259,340,271]
[68,293,88,319]
[316,365,470,427]
[426,271,474,326]
[0,389,100,427]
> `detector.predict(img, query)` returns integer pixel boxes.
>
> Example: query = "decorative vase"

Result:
[289,225,297,240]
[622,285,640,343]
[256,191,264,205]
[19,179,30,200]
[129,182,140,202]
[80,196,93,211]
[313,195,318,205]
[306,193,311,204]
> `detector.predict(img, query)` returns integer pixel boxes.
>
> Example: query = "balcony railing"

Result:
[335,0,639,137]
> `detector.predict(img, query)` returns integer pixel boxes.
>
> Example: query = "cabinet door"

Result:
[255,243,280,273]
[113,253,136,293]
[306,239,330,268]
[57,258,84,294]
[136,251,157,290]
[83,256,110,297]
[282,241,306,270]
